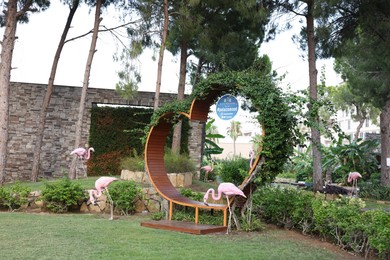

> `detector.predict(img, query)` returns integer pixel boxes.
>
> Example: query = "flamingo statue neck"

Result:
[89,188,103,203]
[84,147,94,160]
[204,188,223,202]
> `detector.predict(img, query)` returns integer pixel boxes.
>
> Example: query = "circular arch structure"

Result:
[144,87,264,227]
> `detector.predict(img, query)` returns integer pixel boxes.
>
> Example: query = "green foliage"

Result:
[151,211,165,221]
[359,181,390,201]
[89,106,153,176]
[362,210,390,258]
[109,180,142,216]
[120,149,145,172]
[164,149,195,173]
[0,182,31,211]
[291,148,313,182]
[203,118,224,160]
[41,178,87,213]
[90,106,153,156]
[172,208,223,226]
[219,157,250,186]
[147,66,298,185]
[180,188,203,202]
[253,187,315,231]
[322,137,379,183]
[253,186,390,258]
[240,213,266,232]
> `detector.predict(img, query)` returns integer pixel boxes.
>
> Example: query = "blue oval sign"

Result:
[216,94,239,120]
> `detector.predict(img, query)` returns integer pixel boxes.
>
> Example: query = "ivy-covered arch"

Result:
[143,67,297,227]
[147,68,297,185]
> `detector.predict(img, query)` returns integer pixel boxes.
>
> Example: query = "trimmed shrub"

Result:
[41,178,87,213]
[109,180,142,215]
[253,186,314,231]
[0,182,31,211]
[253,186,390,258]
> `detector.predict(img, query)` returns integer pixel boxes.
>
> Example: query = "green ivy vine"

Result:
[146,65,300,184]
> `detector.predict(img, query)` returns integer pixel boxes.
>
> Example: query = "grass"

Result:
[0,212,352,260]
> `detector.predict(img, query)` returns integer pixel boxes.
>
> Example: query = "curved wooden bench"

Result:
[144,88,262,226]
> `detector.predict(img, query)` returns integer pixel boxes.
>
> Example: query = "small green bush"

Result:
[151,211,165,220]
[359,182,390,201]
[120,156,145,172]
[172,208,223,226]
[253,186,314,231]
[0,182,31,211]
[41,178,87,213]
[164,150,196,173]
[240,213,266,232]
[180,188,203,201]
[109,180,142,215]
[362,210,390,258]
[219,157,249,185]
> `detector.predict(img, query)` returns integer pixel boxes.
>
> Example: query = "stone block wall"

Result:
[6,82,179,182]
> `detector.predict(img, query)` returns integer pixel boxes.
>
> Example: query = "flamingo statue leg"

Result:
[104,188,114,220]
[77,158,87,179]
[226,195,232,234]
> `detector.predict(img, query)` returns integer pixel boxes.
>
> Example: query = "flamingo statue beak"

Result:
[203,198,209,206]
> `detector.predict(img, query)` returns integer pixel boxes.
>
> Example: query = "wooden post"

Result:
[169,201,173,221]
[195,207,199,224]
[223,208,227,226]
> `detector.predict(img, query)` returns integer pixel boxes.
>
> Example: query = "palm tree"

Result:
[226,121,242,158]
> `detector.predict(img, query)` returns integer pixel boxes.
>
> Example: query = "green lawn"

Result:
[0,212,355,260]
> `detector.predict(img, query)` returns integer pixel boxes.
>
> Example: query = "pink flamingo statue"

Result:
[89,176,118,220]
[204,182,246,233]
[348,172,362,196]
[201,164,214,182]
[70,147,94,178]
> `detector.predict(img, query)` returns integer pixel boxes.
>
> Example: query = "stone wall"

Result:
[188,121,205,179]
[6,82,180,182]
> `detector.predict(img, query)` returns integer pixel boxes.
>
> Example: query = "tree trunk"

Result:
[171,41,187,154]
[69,0,102,179]
[193,56,203,87]
[153,0,169,110]
[31,1,79,182]
[380,99,390,186]
[306,1,323,192]
[0,0,18,185]
[355,119,364,141]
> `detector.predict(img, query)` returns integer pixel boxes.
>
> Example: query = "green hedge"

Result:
[89,106,153,156]
[88,106,152,176]
[88,106,191,176]
[253,186,390,259]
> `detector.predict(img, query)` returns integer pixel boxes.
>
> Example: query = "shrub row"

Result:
[0,178,142,216]
[253,186,390,259]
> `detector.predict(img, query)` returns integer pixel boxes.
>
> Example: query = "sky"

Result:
[2,2,342,140]
[3,1,342,93]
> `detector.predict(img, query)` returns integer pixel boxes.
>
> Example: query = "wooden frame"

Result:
[144,88,262,226]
